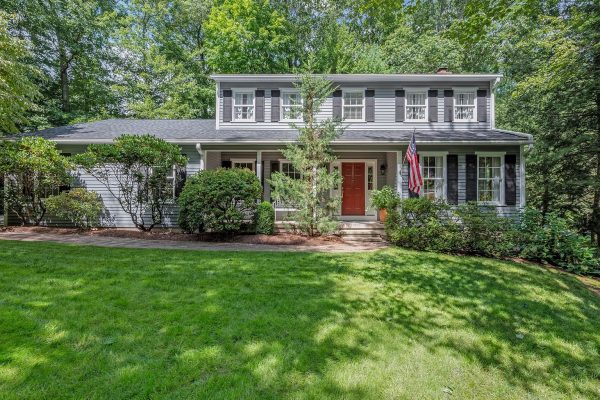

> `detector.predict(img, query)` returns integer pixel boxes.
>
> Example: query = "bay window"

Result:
[454,90,476,121]
[406,91,427,121]
[233,90,255,121]
[477,155,503,204]
[281,91,303,121]
[343,90,364,121]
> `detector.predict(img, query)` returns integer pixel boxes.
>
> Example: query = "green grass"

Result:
[0,241,599,399]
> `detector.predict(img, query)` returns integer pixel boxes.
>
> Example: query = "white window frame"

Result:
[342,88,366,122]
[453,88,477,122]
[405,89,429,122]
[278,159,301,179]
[419,151,447,200]
[475,152,505,205]
[280,89,303,122]
[231,158,256,172]
[232,89,256,122]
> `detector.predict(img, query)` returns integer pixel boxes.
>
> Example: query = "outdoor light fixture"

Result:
[380,164,386,176]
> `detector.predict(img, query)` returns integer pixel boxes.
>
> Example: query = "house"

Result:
[10,71,533,227]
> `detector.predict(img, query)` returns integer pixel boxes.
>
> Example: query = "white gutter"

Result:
[210,73,503,83]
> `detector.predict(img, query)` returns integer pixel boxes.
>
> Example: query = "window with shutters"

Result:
[405,91,427,121]
[281,90,303,121]
[232,159,255,172]
[420,155,445,200]
[477,155,504,204]
[342,90,365,121]
[233,90,255,121]
[454,90,476,121]
[167,164,187,200]
[280,161,301,179]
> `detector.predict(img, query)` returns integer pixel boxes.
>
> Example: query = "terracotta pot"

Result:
[378,208,387,223]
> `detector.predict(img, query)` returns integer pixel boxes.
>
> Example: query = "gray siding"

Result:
[219,81,492,131]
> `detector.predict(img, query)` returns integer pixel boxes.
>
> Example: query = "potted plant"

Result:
[371,186,400,223]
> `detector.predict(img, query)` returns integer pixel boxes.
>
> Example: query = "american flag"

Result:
[406,132,423,195]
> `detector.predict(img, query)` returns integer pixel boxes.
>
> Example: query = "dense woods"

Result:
[0,0,598,244]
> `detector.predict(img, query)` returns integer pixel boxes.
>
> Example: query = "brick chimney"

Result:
[436,67,451,74]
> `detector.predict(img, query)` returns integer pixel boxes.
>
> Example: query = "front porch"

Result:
[199,145,403,222]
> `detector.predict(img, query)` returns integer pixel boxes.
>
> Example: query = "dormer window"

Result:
[454,90,476,121]
[405,91,427,121]
[233,90,255,121]
[343,90,364,121]
[281,90,303,121]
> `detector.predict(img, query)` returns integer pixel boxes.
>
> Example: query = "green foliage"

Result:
[254,201,275,235]
[269,73,342,236]
[370,185,401,210]
[178,168,262,234]
[75,134,187,231]
[0,11,40,134]
[0,137,73,225]
[45,188,104,229]
[205,0,292,73]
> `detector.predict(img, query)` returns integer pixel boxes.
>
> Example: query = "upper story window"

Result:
[421,154,445,200]
[477,154,503,204]
[454,90,476,121]
[233,90,255,121]
[281,91,303,121]
[406,91,427,121]
[343,90,364,121]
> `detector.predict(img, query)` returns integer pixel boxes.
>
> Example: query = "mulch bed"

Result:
[0,226,344,246]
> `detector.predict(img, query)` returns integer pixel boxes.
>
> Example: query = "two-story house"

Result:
[20,71,533,227]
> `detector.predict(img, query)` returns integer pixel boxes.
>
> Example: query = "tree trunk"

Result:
[60,61,70,113]
[592,91,600,246]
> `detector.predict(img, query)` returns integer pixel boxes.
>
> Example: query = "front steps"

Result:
[275,221,387,242]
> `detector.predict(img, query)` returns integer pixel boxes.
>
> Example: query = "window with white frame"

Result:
[478,155,503,203]
[454,90,476,121]
[232,159,255,172]
[343,90,364,121]
[421,155,445,200]
[281,91,303,121]
[406,91,427,121]
[166,165,187,199]
[233,91,255,121]
[280,161,301,179]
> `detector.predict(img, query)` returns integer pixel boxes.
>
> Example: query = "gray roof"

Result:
[20,119,532,145]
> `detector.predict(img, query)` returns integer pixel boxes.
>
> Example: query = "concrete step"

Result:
[275,221,387,242]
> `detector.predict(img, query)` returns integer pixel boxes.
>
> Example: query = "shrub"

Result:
[178,168,262,235]
[518,208,600,275]
[255,201,275,235]
[371,186,401,210]
[45,188,104,229]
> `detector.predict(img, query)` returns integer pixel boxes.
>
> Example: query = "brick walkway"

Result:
[0,231,388,253]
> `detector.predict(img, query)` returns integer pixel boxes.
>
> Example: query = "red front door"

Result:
[341,162,365,215]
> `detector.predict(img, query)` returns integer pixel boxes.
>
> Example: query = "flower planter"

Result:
[378,208,387,223]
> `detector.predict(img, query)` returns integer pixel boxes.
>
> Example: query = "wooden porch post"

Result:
[196,143,205,171]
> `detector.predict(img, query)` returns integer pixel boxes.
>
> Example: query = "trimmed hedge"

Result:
[45,188,104,229]
[255,201,275,235]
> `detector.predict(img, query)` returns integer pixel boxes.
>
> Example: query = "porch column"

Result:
[396,151,403,197]
[256,151,262,182]
[195,143,205,171]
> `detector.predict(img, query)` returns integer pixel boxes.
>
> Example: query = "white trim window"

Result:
[281,90,303,121]
[280,161,301,179]
[233,90,255,121]
[343,90,365,121]
[477,155,503,204]
[166,165,187,199]
[405,91,427,121]
[232,158,255,172]
[421,155,445,200]
[454,90,476,121]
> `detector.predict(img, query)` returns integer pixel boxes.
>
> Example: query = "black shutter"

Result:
[175,167,187,198]
[505,154,517,205]
[408,155,419,198]
[466,154,477,202]
[477,89,487,122]
[332,90,342,119]
[271,90,280,122]
[255,90,265,122]
[222,89,232,122]
[395,90,405,122]
[365,89,375,122]
[270,161,280,177]
[447,154,458,204]
[221,160,232,169]
[428,90,438,122]
[444,90,453,122]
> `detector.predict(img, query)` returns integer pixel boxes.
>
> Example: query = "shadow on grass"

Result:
[0,242,599,399]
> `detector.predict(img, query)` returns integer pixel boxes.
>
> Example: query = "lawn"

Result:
[0,241,599,399]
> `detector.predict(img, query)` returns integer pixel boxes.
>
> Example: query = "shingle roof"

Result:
[19,119,532,144]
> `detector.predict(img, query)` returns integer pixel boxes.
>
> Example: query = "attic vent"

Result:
[436,67,451,74]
